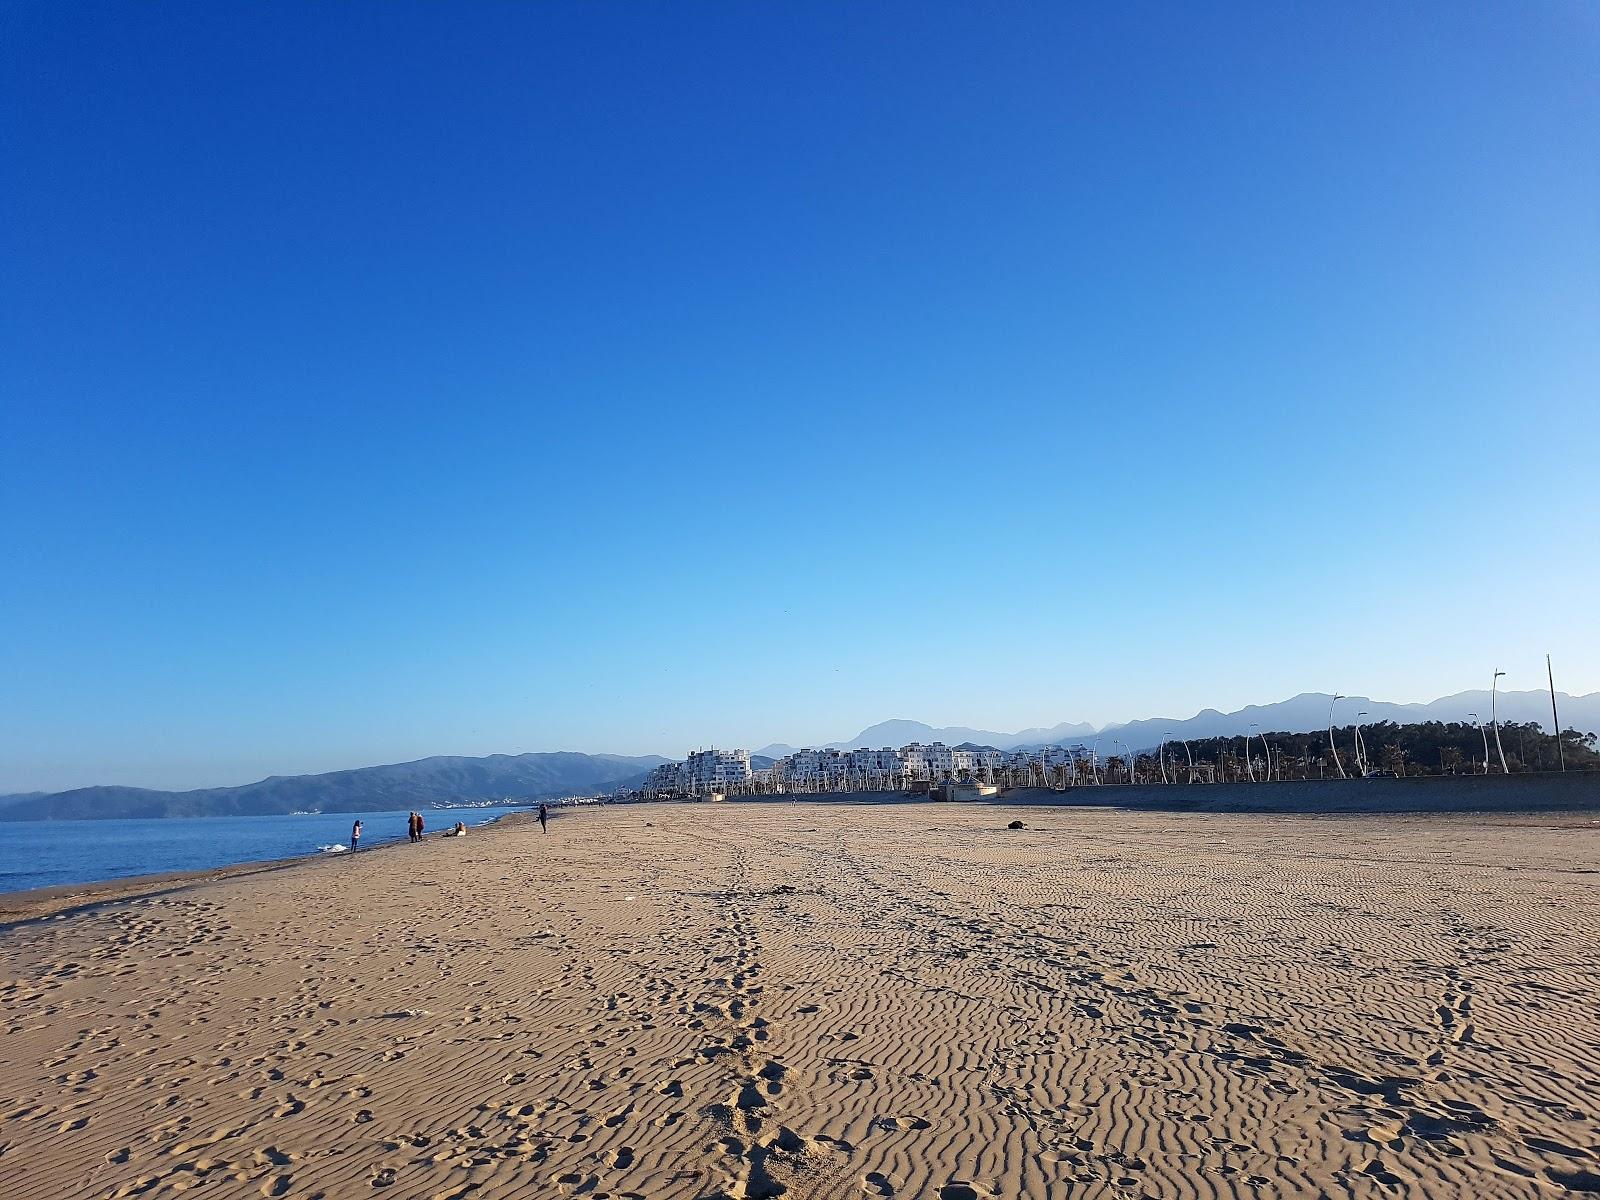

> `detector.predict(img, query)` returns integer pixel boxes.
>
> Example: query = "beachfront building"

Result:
[637,748,753,799]
[639,761,686,799]
[845,747,903,789]
[683,748,752,794]
[634,740,1104,800]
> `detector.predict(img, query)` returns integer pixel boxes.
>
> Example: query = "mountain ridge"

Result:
[755,690,1600,758]
[2,752,668,822]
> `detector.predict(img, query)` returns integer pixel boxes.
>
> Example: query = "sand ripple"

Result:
[1,806,1596,1199]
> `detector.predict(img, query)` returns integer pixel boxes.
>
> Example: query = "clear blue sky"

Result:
[3,3,1596,793]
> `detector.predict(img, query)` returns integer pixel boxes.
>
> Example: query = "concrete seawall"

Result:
[997,771,1600,814]
[726,772,1600,814]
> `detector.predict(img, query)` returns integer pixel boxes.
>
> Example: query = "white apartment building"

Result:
[846,748,902,782]
[636,740,1099,801]
[683,748,751,792]
[639,748,753,798]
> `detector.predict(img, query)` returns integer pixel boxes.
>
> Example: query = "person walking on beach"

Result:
[350,819,363,852]
[407,811,420,843]
[538,803,548,834]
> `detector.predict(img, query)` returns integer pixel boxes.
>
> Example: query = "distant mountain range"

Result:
[0,753,667,822]
[9,688,1597,822]
[755,690,1600,757]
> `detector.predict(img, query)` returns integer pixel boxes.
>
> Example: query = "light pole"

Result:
[1158,736,1170,785]
[1355,711,1369,776]
[1113,738,1131,784]
[1328,694,1347,779]
[1179,738,1196,784]
[1260,731,1274,781]
[1246,724,1258,783]
[1491,670,1509,774]
[1548,654,1566,772]
[1468,712,1489,775]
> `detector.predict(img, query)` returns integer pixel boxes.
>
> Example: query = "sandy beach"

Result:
[3,803,1597,1200]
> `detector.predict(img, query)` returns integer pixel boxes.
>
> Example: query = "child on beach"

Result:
[350,819,362,852]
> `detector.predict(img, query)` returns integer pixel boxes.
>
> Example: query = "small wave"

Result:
[317,843,348,854]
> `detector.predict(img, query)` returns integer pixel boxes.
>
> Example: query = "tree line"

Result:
[1124,720,1598,781]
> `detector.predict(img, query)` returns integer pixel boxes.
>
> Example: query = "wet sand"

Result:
[2,804,1597,1199]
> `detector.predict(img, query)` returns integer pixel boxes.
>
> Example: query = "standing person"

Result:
[350,819,363,852]
[538,803,548,834]
[416,811,425,839]
[408,811,420,843]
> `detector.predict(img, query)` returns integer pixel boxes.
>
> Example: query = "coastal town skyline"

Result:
[6,682,1597,798]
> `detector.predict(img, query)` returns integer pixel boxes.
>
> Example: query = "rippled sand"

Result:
[2,804,1597,1199]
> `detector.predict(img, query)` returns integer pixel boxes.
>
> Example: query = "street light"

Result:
[1246,724,1259,783]
[1328,694,1347,779]
[1468,712,1489,775]
[1113,738,1131,784]
[1355,711,1370,776]
[1491,670,1509,774]
[1158,735,1170,785]
[1178,737,1196,784]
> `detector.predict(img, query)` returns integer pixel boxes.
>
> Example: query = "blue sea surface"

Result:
[0,807,529,894]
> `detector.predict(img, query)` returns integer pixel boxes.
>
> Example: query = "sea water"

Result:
[0,806,530,894]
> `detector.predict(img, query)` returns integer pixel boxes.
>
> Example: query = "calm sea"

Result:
[0,806,529,894]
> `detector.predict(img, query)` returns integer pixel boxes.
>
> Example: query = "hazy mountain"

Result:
[2,752,667,822]
[1002,720,1099,745]
[756,719,1098,756]
[1085,690,1600,752]
[754,691,1600,759]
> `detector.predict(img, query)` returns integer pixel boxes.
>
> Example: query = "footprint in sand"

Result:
[862,1171,896,1196]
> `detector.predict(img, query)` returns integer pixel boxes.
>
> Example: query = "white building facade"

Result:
[636,741,1101,800]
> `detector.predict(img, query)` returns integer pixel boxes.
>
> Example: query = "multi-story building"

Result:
[845,748,902,786]
[636,739,1103,800]
[683,748,751,793]
[640,761,685,798]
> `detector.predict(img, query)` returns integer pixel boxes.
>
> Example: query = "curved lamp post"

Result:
[1158,736,1170,785]
[1491,670,1509,773]
[1468,711,1489,774]
[1246,724,1258,783]
[1179,738,1196,784]
[1355,711,1369,776]
[1113,738,1131,784]
[1328,694,1347,779]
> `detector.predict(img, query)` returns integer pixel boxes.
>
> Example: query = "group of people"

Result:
[348,802,548,854]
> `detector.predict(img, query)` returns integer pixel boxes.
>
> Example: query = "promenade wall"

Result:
[726,772,1600,814]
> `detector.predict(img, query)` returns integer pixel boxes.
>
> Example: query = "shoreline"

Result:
[6,776,1599,913]
[0,808,538,927]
